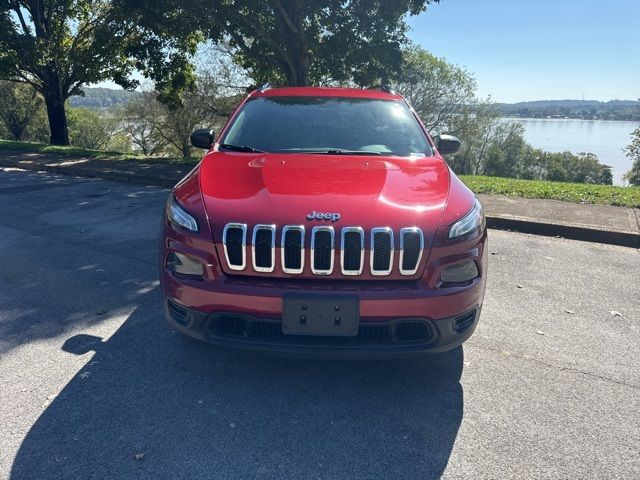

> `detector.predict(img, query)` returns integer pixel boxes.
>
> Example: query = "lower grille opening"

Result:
[395,321,432,342]
[250,322,392,345]
[453,311,476,332]
[167,299,189,326]
[211,315,247,337]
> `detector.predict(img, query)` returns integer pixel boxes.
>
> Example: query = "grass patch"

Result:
[0,139,193,164]
[461,175,640,208]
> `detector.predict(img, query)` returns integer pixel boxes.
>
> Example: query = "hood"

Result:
[199,151,452,280]
[199,151,450,234]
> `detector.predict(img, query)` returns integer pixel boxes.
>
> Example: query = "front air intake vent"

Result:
[395,321,433,342]
[453,310,476,332]
[167,299,189,326]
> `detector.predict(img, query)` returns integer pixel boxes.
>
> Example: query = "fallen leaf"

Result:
[610,311,622,317]
[536,330,545,335]
[79,371,91,379]
[516,284,523,289]
[134,453,144,460]
[564,309,576,315]
[490,252,499,256]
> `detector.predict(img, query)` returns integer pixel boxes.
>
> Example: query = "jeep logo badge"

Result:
[307,211,341,222]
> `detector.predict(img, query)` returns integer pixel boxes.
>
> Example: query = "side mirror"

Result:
[190,129,215,149]
[435,134,461,155]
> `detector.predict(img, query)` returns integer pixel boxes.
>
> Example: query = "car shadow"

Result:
[10,289,464,480]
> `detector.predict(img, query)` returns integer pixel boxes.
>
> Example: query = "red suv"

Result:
[159,85,487,356]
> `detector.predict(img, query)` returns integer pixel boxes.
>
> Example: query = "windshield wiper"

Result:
[220,143,265,153]
[310,149,383,156]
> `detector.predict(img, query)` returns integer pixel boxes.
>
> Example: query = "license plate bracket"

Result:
[282,294,359,337]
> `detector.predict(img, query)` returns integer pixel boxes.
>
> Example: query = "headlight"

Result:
[166,195,199,232]
[449,200,484,239]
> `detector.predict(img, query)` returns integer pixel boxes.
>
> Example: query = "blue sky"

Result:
[407,0,640,102]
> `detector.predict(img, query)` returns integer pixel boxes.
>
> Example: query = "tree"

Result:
[129,0,438,87]
[394,46,476,132]
[0,1,197,145]
[67,107,119,150]
[0,81,45,141]
[624,127,640,186]
[121,74,238,159]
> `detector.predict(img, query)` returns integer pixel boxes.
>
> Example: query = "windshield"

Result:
[221,96,433,156]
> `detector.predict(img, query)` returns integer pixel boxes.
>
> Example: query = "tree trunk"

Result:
[182,142,190,159]
[43,91,70,146]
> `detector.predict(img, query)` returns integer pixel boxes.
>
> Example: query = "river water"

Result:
[505,118,640,185]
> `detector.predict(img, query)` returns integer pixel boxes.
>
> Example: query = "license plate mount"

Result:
[282,294,359,337]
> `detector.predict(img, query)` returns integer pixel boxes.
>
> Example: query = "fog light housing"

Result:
[441,261,479,284]
[166,251,204,277]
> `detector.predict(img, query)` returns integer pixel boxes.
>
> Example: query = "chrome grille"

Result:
[221,223,424,277]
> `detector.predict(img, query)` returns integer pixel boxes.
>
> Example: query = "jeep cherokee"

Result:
[159,85,487,356]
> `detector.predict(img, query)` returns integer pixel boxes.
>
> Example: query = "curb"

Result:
[0,158,180,188]
[485,215,640,249]
[3,157,639,249]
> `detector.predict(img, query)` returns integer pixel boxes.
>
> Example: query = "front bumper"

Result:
[163,290,482,357]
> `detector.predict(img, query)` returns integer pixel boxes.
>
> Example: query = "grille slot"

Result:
[311,226,335,274]
[399,228,424,275]
[223,223,247,270]
[281,226,304,274]
[371,228,394,275]
[341,227,364,275]
[252,225,275,272]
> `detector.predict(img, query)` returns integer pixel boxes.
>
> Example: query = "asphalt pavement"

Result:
[0,168,638,480]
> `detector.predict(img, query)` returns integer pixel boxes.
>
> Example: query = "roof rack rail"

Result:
[367,84,395,94]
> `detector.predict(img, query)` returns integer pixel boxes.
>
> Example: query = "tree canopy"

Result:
[0,0,198,144]
[129,0,439,87]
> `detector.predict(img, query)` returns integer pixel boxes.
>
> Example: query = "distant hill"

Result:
[69,87,138,109]
[497,99,640,121]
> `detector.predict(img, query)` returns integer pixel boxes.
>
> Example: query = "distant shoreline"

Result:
[502,117,640,124]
